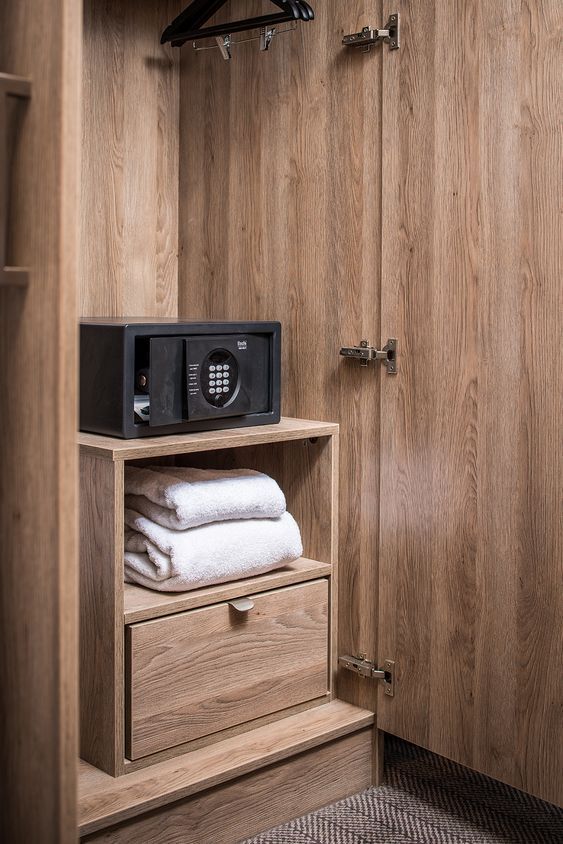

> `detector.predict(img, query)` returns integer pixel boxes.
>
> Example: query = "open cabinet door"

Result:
[378,0,562,805]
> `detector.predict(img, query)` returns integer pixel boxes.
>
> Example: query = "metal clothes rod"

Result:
[161,0,314,48]
[169,12,296,46]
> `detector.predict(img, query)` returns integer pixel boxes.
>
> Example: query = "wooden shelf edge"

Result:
[0,267,30,287]
[124,557,332,624]
[78,700,374,836]
[78,417,339,461]
[0,72,32,97]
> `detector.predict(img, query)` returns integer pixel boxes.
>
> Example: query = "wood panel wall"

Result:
[377,0,562,806]
[0,0,81,840]
[81,0,182,318]
[178,0,385,716]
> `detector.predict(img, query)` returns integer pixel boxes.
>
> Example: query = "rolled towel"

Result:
[124,509,303,592]
[124,466,286,531]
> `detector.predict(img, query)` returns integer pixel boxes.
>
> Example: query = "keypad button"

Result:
[209,365,216,372]
[209,388,216,395]
[216,379,223,386]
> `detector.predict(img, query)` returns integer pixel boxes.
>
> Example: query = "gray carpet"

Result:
[242,736,563,843]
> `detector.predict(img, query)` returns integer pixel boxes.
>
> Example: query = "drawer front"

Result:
[126,579,329,759]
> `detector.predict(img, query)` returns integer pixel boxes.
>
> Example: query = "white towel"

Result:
[124,509,303,592]
[124,466,286,530]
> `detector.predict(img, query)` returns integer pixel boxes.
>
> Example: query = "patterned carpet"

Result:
[242,736,563,844]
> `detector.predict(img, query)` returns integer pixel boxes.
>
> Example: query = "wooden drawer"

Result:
[126,579,329,759]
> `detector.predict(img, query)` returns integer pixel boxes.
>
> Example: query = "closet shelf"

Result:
[0,268,29,287]
[78,416,339,461]
[124,557,332,624]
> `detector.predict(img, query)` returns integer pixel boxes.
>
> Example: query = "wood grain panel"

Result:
[82,729,373,843]
[78,416,338,460]
[0,1,80,840]
[124,557,331,623]
[127,580,329,758]
[123,694,331,773]
[81,0,181,318]
[79,700,374,834]
[80,454,126,776]
[378,0,563,805]
[179,0,384,722]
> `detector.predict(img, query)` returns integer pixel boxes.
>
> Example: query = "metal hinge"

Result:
[339,339,397,373]
[339,654,395,697]
[343,12,400,52]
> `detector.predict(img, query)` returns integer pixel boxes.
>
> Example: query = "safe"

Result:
[80,319,281,438]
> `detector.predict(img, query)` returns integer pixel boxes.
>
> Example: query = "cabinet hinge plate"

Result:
[338,654,395,697]
[340,339,397,373]
[343,13,400,52]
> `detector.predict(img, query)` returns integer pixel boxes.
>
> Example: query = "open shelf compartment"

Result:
[79,417,339,776]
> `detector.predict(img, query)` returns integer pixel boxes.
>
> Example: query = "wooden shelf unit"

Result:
[80,417,339,777]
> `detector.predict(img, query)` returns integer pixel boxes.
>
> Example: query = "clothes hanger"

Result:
[272,1,313,21]
[161,0,314,48]
[278,1,314,21]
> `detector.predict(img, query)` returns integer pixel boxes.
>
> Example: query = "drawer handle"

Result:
[228,597,255,613]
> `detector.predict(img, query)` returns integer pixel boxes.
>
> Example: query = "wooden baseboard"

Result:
[82,728,372,843]
[79,701,374,836]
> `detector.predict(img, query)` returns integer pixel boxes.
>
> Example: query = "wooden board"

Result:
[127,580,329,758]
[0,1,80,841]
[178,0,384,724]
[81,0,182,318]
[79,700,374,835]
[82,729,373,843]
[78,417,338,460]
[80,454,126,776]
[124,557,332,623]
[378,0,563,806]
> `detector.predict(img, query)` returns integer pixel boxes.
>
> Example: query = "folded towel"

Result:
[124,466,286,530]
[124,509,303,592]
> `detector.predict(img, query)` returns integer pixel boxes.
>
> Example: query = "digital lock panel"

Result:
[185,334,270,421]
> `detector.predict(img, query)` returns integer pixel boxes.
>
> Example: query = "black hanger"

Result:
[276,1,314,21]
[271,1,314,21]
[161,0,314,48]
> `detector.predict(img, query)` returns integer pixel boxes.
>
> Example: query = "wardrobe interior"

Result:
[1,0,560,841]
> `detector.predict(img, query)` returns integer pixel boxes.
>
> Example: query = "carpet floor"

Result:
[242,736,563,843]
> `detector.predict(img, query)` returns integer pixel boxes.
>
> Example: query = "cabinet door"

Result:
[0,1,80,841]
[378,0,562,805]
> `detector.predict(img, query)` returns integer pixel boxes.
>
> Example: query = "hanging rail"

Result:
[161,0,314,50]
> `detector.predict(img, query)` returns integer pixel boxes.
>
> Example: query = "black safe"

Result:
[80,319,281,438]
